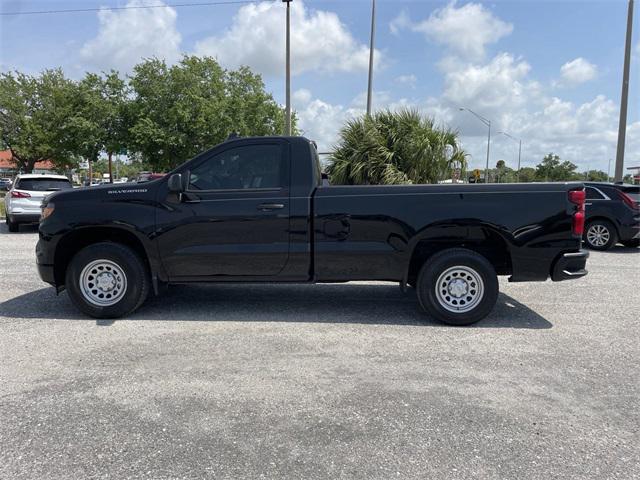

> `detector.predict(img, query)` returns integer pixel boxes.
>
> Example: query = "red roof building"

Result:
[0,150,55,175]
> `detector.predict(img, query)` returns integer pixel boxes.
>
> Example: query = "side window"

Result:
[585,187,605,200]
[188,144,284,191]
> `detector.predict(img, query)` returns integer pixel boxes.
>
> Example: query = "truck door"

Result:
[156,140,290,278]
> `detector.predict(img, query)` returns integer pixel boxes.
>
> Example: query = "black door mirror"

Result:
[167,173,184,193]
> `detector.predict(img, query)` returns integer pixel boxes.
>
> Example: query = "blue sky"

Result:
[1,0,638,172]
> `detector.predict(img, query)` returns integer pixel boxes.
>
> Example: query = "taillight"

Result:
[10,190,31,198]
[569,190,585,205]
[569,189,586,236]
[618,191,639,211]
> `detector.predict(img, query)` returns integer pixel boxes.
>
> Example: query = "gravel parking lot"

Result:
[1,224,639,479]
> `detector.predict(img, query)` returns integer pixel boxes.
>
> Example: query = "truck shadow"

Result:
[0,283,552,329]
[0,222,38,234]
[603,245,640,254]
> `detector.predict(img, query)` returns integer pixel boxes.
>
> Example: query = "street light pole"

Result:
[498,131,522,182]
[460,107,491,183]
[283,0,292,136]
[366,0,376,116]
[614,0,634,183]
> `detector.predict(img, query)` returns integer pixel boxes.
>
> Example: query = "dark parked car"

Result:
[36,136,588,325]
[583,182,640,250]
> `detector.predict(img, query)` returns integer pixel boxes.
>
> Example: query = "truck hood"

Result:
[46,181,160,204]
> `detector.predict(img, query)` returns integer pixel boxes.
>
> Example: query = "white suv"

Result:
[5,174,73,232]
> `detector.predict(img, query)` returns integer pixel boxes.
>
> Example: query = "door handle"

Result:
[257,203,285,211]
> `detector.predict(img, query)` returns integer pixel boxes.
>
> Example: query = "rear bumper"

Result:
[7,212,41,223]
[618,215,640,241]
[551,250,589,281]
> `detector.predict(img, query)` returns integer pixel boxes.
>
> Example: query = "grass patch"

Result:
[0,199,5,217]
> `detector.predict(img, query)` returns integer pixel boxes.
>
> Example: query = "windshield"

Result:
[16,178,72,191]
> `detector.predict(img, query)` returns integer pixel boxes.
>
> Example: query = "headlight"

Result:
[41,202,55,220]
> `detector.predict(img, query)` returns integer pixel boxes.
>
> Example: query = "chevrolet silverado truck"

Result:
[36,136,589,325]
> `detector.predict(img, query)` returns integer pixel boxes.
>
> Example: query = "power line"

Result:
[0,1,262,17]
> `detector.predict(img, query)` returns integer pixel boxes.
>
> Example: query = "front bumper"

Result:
[36,237,57,287]
[551,250,589,281]
[37,263,56,286]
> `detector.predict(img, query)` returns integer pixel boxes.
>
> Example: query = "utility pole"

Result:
[460,107,491,183]
[283,0,292,136]
[108,152,113,183]
[498,131,522,182]
[366,0,376,116]
[608,158,612,182]
[614,0,634,183]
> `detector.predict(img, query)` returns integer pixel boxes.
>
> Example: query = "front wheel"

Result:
[416,248,499,326]
[65,242,150,319]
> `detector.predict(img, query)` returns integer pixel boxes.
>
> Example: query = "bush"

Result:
[327,109,466,185]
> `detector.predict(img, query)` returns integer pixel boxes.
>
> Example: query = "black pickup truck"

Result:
[36,136,588,325]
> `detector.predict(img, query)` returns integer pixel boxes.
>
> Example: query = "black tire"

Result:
[584,219,617,251]
[65,242,150,319]
[621,239,640,248]
[6,216,18,232]
[416,248,499,326]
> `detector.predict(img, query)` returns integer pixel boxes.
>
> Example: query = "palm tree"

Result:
[327,109,467,185]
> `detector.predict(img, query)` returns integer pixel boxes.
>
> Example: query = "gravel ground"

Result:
[1,224,639,480]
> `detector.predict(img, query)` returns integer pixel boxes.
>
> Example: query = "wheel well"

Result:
[585,216,618,235]
[54,228,150,286]
[407,228,512,284]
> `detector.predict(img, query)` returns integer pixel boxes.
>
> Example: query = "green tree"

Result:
[0,69,76,172]
[518,167,537,183]
[494,160,516,183]
[583,170,609,182]
[128,56,290,171]
[535,153,578,181]
[491,161,519,183]
[327,109,467,185]
[64,71,129,180]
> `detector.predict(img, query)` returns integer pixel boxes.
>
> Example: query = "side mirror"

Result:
[167,173,184,193]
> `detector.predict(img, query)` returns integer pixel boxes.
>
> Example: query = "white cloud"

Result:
[395,74,418,89]
[559,57,598,85]
[293,89,361,151]
[80,0,181,72]
[294,90,416,151]
[195,1,380,76]
[298,48,638,172]
[391,2,513,60]
[292,4,637,173]
[389,10,411,35]
[442,53,534,113]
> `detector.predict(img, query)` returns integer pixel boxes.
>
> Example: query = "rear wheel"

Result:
[584,220,617,251]
[6,216,18,232]
[416,248,498,326]
[65,242,150,319]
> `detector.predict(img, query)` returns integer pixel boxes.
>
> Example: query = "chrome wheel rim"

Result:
[587,224,610,247]
[79,259,127,307]
[435,266,484,313]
